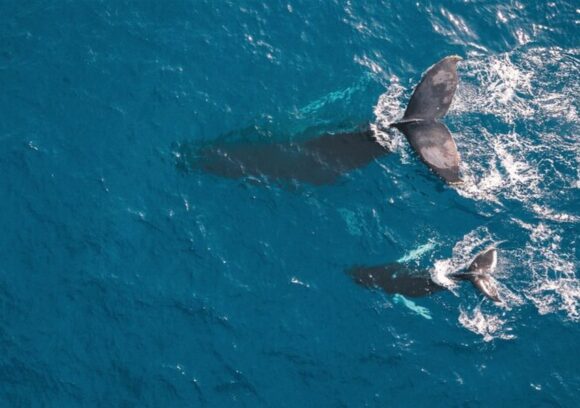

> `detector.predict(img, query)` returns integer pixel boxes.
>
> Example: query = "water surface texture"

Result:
[1,1,579,406]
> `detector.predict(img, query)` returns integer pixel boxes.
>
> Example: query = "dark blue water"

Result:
[1,1,579,406]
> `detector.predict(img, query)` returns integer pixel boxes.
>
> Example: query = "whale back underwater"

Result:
[177,56,503,302]
[178,125,387,185]
[349,246,501,303]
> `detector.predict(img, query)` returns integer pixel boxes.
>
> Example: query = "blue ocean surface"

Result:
[1,1,579,406]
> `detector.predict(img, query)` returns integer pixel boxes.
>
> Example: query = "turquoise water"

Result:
[1,1,579,406]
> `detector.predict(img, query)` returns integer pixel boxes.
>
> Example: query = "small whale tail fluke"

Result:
[390,56,463,184]
[452,246,502,303]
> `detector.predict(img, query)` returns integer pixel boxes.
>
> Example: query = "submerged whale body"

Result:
[180,56,463,185]
[348,246,502,302]
[184,126,388,185]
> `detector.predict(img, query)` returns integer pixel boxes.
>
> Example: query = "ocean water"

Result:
[0,0,579,406]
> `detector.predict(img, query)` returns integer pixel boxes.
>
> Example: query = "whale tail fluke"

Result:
[453,247,501,303]
[390,120,462,184]
[389,56,463,184]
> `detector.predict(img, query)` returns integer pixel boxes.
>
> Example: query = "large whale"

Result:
[176,56,463,185]
[348,245,501,302]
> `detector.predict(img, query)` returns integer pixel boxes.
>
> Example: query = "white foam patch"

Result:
[527,279,580,321]
[519,222,579,321]
[457,129,543,204]
[370,79,407,151]
[494,279,525,310]
[453,53,534,123]
[450,49,578,229]
[290,277,311,288]
[431,259,460,291]
[530,205,580,224]
[458,306,516,342]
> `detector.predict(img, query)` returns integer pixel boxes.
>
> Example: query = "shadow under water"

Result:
[175,125,390,185]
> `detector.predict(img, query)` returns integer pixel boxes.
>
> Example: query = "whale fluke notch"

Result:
[390,56,463,184]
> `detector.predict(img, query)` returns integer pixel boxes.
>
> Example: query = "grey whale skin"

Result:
[181,56,462,185]
[348,246,501,302]
[390,56,463,184]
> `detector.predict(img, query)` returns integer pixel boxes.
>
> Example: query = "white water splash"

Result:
[458,306,515,342]
[530,205,580,224]
[518,222,579,321]
[527,279,580,321]
[431,259,461,291]
[452,48,578,206]
[370,78,406,150]
[453,52,533,122]
[457,128,543,204]
[290,277,311,288]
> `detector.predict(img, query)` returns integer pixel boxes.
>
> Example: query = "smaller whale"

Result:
[348,245,502,303]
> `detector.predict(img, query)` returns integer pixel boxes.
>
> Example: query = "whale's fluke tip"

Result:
[445,55,463,62]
